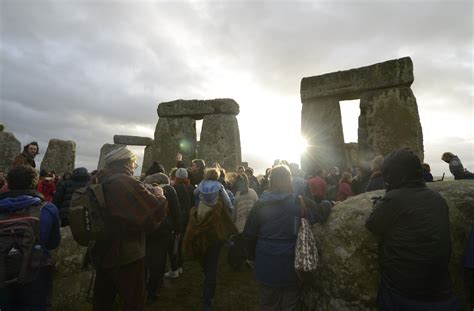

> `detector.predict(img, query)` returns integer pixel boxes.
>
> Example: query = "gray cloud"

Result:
[1,0,472,175]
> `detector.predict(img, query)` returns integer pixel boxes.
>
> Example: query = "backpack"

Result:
[0,200,46,287]
[69,176,118,247]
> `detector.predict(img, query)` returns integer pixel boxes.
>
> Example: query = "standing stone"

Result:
[301,97,346,172]
[40,139,76,176]
[0,131,21,173]
[153,117,196,172]
[142,145,154,176]
[199,114,242,171]
[97,143,125,170]
[358,86,424,167]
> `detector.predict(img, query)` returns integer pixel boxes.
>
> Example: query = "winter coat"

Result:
[12,152,36,168]
[90,167,168,269]
[0,190,60,262]
[336,181,353,201]
[234,188,258,232]
[147,184,181,238]
[366,171,385,192]
[37,179,56,202]
[242,192,331,288]
[248,175,261,195]
[172,181,195,231]
[194,180,233,213]
[449,155,466,180]
[308,176,327,202]
[52,167,90,227]
[366,148,453,300]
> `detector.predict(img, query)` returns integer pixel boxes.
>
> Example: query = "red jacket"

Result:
[336,181,353,202]
[37,179,56,202]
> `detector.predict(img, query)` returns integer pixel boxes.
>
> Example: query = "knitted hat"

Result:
[104,147,136,167]
[175,168,188,179]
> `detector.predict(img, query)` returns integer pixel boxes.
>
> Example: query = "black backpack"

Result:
[0,200,46,287]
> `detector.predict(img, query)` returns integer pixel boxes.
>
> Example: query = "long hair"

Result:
[269,165,293,193]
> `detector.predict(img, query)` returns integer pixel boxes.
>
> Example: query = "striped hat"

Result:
[104,146,136,167]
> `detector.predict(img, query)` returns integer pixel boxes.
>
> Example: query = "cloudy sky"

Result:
[1,0,472,177]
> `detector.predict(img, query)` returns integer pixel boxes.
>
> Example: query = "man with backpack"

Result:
[0,165,60,310]
[88,146,168,311]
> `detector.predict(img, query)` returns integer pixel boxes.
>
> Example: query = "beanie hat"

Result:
[176,168,188,179]
[104,147,136,167]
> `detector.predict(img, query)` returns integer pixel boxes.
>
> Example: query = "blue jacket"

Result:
[195,180,233,212]
[0,191,60,254]
[243,192,331,287]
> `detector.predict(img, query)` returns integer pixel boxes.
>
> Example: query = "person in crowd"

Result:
[176,153,206,187]
[0,165,60,310]
[351,166,371,195]
[166,168,195,278]
[236,166,245,177]
[233,174,258,232]
[245,167,260,195]
[259,168,271,194]
[143,173,181,302]
[366,155,385,192]
[336,172,354,202]
[421,163,434,182]
[441,152,474,180]
[242,165,331,311]
[89,146,167,311]
[308,167,327,203]
[289,163,307,197]
[366,148,459,310]
[184,168,237,310]
[326,166,340,201]
[37,170,56,202]
[52,167,90,227]
[145,161,165,177]
[13,141,39,168]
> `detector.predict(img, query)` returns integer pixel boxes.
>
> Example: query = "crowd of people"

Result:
[0,141,473,311]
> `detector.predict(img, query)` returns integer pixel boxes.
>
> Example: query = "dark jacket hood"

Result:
[72,167,91,182]
[382,148,425,191]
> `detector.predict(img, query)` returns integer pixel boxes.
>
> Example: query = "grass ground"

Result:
[145,247,259,311]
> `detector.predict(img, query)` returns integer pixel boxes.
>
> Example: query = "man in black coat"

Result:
[366,148,458,310]
[52,167,90,227]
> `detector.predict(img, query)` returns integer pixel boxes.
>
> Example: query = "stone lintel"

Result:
[300,57,414,101]
[113,135,154,146]
[158,98,239,118]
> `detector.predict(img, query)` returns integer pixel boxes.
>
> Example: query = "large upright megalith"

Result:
[154,99,241,171]
[300,57,423,172]
[0,125,21,173]
[40,139,76,176]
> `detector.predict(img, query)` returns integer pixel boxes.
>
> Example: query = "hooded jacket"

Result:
[366,148,453,300]
[195,180,233,211]
[0,190,60,260]
[243,192,331,287]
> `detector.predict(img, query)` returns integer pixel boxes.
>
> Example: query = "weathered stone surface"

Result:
[0,131,21,173]
[358,86,424,168]
[158,99,239,118]
[97,143,125,170]
[198,114,242,171]
[113,135,153,146]
[303,180,474,311]
[52,226,91,310]
[153,117,196,172]
[141,145,153,175]
[301,97,346,172]
[301,57,414,101]
[40,139,76,176]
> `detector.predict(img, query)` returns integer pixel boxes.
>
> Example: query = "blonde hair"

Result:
[269,165,293,193]
[205,168,219,181]
[341,172,353,183]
